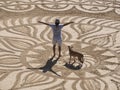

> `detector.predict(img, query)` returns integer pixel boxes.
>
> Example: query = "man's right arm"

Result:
[38,21,50,26]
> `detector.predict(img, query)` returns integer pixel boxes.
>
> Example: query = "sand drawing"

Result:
[0,0,120,90]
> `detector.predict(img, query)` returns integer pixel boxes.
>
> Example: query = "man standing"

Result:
[38,19,74,57]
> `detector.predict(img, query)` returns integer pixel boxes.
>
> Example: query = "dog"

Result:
[68,46,84,64]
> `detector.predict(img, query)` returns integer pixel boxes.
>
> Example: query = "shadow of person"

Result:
[64,62,82,70]
[28,56,61,77]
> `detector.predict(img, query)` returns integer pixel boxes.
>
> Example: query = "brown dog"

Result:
[68,46,84,64]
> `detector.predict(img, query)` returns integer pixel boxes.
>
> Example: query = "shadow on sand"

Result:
[28,56,60,77]
[64,62,82,70]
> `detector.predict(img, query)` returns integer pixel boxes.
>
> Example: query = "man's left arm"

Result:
[63,22,74,26]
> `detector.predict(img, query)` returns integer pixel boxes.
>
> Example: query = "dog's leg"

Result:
[69,55,71,64]
[78,56,82,64]
[73,56,75,63]
[81,56,84,63]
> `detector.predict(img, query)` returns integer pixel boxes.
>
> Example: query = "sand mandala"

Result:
[0,16,120,90]
[0,0,120,14]
[23,42,119,78]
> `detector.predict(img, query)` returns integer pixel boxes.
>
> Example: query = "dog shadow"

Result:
[64,62,83,70]
[28,56,60,77]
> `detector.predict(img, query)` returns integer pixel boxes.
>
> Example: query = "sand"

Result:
[0,0,120,90]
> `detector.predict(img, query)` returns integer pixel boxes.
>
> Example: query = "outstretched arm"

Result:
[38,21,50,26]
[63,22,74,26]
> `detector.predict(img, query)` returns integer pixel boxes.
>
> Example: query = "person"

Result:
[38,19,74,57]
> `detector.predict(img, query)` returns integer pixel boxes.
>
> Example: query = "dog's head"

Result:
[68,46,70,48]
[68,46,73,49]
[68,46,73,48]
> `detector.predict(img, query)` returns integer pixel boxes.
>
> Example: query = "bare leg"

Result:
[53,44,56,57]
[58,46,61,57]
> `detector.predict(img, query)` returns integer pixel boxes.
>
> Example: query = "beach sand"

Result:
[0,0,120,90]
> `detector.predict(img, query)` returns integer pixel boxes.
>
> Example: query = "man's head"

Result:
[55,19,60,26]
